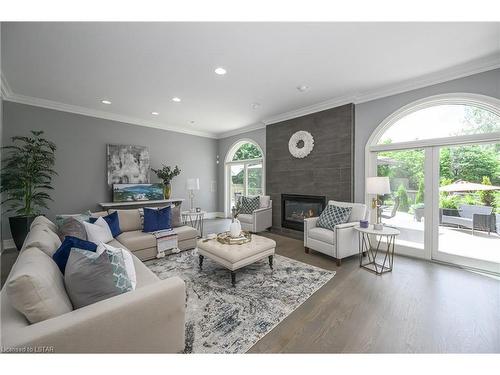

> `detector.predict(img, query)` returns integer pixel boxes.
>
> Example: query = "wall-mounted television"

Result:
[112,183,164,202]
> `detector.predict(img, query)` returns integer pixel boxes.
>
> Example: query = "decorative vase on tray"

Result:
[230,200,242,238]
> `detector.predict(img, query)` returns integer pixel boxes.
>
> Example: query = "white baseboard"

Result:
[2,239,16,251]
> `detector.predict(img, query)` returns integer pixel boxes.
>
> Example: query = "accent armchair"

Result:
[237,195,273,233]
[304,200,368,266]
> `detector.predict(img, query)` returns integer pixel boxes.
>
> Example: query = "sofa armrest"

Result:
[304,217,319,229]
[253,206,272,214]
[5,277,186,353]
[335,221,359,230]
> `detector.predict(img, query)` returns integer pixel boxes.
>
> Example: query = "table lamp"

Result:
[366,177,391,230]
[186,178,200,212]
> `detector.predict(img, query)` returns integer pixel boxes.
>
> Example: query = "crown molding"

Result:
[1,76,217,139]
[216,122,266,139]
[263,53,500,126]
[3,53,499,140]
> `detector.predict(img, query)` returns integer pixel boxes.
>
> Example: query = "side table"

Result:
[355,225,400,275]
[181,211,205,237]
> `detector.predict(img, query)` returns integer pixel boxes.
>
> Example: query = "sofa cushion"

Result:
[237,214,253,224]
[91,211,108,218]
[30,215,58,233]
[57,216,87,241]
[116,230,156,251]
[22,226,62,257]
[84,217,113,244]
[308,227,335,245]
[240,196,260,214]
[52,236,98,274]
[143,206,171,232]
[6,247,73,324]
[172,225,198,242]
[171,205,182,228]
[109,209,142,232]
[328,200,367,222]
[259,195,271,208]
[64,249,123,309]
[97,242,137,290]
[89,211,122,237]
[317,205,352,231]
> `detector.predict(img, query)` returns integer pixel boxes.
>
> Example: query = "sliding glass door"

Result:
[366,95,500,274]
[431,143,500,273]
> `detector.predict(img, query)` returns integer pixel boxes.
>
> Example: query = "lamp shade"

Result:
[366,177,391,195]
[186,178,200,190]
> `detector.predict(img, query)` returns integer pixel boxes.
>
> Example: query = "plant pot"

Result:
[163,183,172,199]
[9,215,36,251]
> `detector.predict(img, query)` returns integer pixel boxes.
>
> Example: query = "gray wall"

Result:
[1,101,218,240]
[355,68,500,202]
[266,104,354,230]
[217,128,266,214]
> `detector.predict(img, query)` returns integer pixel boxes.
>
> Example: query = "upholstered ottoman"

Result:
[197,234,276,286]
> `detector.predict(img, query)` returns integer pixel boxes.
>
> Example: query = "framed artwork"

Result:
[112,183,164,202]
[107,144,150,185]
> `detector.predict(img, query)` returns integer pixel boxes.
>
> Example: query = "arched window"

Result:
[225,140,265,216]
[365,93,500,273]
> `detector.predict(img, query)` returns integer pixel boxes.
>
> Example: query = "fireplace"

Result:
[281,194,326,231]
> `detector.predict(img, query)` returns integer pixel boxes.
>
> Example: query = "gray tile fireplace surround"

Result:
[266,104,354,236]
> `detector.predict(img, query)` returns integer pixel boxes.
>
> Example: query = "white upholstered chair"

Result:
[237,195,273,233]
[304,200,368,266]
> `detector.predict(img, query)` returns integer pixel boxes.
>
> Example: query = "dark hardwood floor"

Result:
[250,232,500,353]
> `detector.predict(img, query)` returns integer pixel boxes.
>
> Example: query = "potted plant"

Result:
[151,165,181,199]
[1,131,57,250]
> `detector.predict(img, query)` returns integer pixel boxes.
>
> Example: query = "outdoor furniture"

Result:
[381,196,400,220]
[440,204,494,235]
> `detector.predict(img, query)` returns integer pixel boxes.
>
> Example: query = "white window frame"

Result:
[364,93,500,272]
[224,139,265,217]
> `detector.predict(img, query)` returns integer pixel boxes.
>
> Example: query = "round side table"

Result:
[181,211,205,237]
[355,225,400,275]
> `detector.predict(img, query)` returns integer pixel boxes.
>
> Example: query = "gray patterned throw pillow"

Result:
[316,205,352,231]
[240,196,260,214]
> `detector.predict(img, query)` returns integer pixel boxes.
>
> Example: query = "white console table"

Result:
[99,199,185,210]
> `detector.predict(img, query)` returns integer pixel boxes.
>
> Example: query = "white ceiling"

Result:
[2,22,500,138]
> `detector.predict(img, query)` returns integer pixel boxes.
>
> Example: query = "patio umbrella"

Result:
[439,180,500,192]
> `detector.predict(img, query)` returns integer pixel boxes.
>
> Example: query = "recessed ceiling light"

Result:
[151,112,159,116]
[214,67,227,75]
[101,99,112,104]
[172,97,181,102]
[190,121,195,125]
[251,103,261,110]
[296,85,310,92]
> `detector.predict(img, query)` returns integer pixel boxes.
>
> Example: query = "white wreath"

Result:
[288,131,314,158]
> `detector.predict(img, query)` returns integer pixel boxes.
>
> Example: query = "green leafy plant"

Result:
[478,176,495,207]
[396,184,410,212]
[151,165,181,185]
[1,130,57,215]
[415,179,425,204]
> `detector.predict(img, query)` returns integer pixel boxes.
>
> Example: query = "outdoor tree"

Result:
[478,176,495,207]
[415,180,424,204]
[396,184,410,212]
[232,143,262,161]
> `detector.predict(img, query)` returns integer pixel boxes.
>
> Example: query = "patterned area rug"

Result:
[145,248,335,353]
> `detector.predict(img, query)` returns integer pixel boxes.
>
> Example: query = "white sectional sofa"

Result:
[1,213,187,353]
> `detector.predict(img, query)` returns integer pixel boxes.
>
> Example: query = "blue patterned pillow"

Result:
[316,205,352,231]
[240,196,260,214]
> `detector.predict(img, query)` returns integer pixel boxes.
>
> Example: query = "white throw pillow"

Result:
[96,242,137,290]
[83,217,113,244]
[259,195,271,208]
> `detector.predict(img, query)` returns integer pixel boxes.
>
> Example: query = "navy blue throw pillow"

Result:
[143,206,171,232]
[89,211,122,237]
[52,236,97,274]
